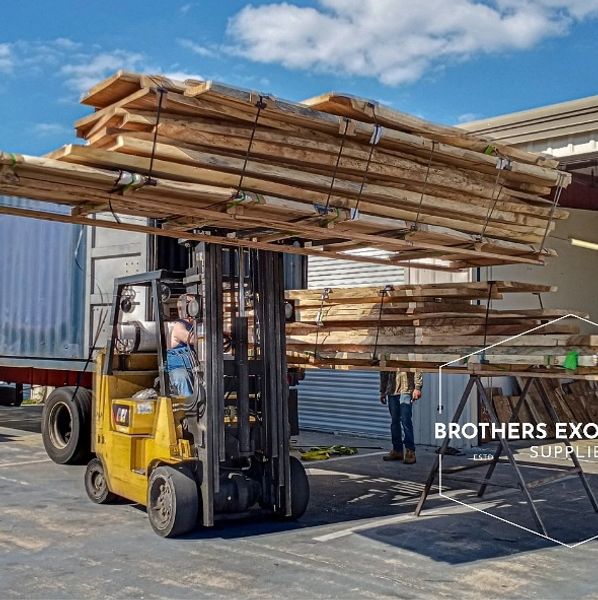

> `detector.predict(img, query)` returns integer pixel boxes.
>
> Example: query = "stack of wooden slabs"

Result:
[0,70,572,270]
[482,379,598,440]
[285,281,598,377]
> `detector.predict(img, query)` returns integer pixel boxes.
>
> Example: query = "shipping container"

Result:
[0,197,85,366]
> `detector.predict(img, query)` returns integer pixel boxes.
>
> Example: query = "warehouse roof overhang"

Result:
[460,95,598,210]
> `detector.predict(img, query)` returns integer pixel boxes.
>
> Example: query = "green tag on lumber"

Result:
[564,350,579,371]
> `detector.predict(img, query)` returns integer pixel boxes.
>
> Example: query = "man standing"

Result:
[380,369,423,464]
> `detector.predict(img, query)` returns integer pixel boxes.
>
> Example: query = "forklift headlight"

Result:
[284,300,295,323]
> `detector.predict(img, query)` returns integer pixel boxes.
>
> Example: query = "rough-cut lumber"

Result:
[302,92,560,168]
[97,110,563,208]
[2,152,551,269]
[0,71,571,270]
[4,150,555,269]
[185,81,567,187]
[286,282,598,376]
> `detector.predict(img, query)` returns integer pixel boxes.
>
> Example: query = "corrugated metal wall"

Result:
[0,197,85,359]
[298,370,474,447]
[307,249,406,288]
[298,253,474,447]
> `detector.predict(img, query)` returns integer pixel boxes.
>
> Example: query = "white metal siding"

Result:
[307,249,406,288]
[84,213,149,353]
[298,252,473,446]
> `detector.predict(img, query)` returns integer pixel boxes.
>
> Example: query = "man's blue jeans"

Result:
[388,393,415,452]
[169,367,194,397]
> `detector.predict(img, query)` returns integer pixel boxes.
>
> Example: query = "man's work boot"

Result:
[404,449,416,464]
[383,449,404,461]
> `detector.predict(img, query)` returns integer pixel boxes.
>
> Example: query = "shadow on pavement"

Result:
[0,405,43,433]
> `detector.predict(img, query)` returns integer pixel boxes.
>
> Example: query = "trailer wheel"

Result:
[288,456,310,520]
[147,466,198,538]
[85,457,117,504]
[42,386,92,465]
[0,384,23,407]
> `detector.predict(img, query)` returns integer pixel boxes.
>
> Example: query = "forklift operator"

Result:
[166,297,197,398]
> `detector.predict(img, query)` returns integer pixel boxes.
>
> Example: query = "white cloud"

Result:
[178,38,216,58]
[0,38,206,99]
[0,38,82,74]
[60,50,144,92]
[161,70,204,82]
[180,3,195,14]
[30,122,72,137]
[457,112,481,123]
[227,0,598,85]
[0,44,12,73]
[53,37,81,50]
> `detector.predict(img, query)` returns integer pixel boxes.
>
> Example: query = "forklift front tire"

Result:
[147,466,198,538]
[85,458,117,504]
[288,456,310,520]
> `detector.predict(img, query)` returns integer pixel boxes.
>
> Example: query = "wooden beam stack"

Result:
[483,379,598,440]
[285,281,598,377]
[0,71,572,270]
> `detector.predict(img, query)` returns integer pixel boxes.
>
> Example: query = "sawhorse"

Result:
[414,374,598,535]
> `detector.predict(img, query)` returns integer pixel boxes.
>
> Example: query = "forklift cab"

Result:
[85,244,309,537]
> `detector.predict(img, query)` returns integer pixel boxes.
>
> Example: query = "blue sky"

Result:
[2,0,598,155]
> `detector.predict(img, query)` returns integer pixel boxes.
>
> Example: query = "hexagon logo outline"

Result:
[435,313,598,548]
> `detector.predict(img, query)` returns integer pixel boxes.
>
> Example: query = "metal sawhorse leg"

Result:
[415,374,598,536]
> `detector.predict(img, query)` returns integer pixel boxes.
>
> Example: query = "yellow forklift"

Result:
[41,243,309,537]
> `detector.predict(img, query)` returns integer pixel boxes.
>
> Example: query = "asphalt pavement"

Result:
[1,406,598,599]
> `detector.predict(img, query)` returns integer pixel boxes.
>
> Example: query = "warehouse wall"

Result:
[482,209,598,332]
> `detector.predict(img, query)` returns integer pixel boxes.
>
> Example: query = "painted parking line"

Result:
[0,474,30,486]
[312,481,529,543]
[0,458,52,468]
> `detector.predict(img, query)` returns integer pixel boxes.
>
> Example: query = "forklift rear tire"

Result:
[85,457,117,504]
[288,456,310,520]
[147,466,198,538]
[42,386,92,465]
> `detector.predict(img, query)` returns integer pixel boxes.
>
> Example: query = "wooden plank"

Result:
[100,111,567,218]
[107,136,555,235]
[506,395,536,426]
[302,91,560,169]
[185,81,570,188]
[493,395,513,424]
[0,203,461,269]
[50,143,551,246]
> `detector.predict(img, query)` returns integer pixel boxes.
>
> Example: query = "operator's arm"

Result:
[172,321,194,346]
[412,370,423,400]
[379,371,389,404]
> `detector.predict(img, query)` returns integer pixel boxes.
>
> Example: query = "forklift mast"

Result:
[184,243,292,526]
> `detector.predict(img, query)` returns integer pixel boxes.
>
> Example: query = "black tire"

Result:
[0,385,19,406]
[147,466,198,538]
[41,386,92,465]
[85,457,117,504]
[288,456,310,520]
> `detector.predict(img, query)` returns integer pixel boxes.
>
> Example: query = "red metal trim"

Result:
[556,176,598,210]
[0,366,92,388]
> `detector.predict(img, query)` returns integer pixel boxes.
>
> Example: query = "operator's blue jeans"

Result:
[167,346,195,397]
[388,393,415,452]
[169,367,194,397]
